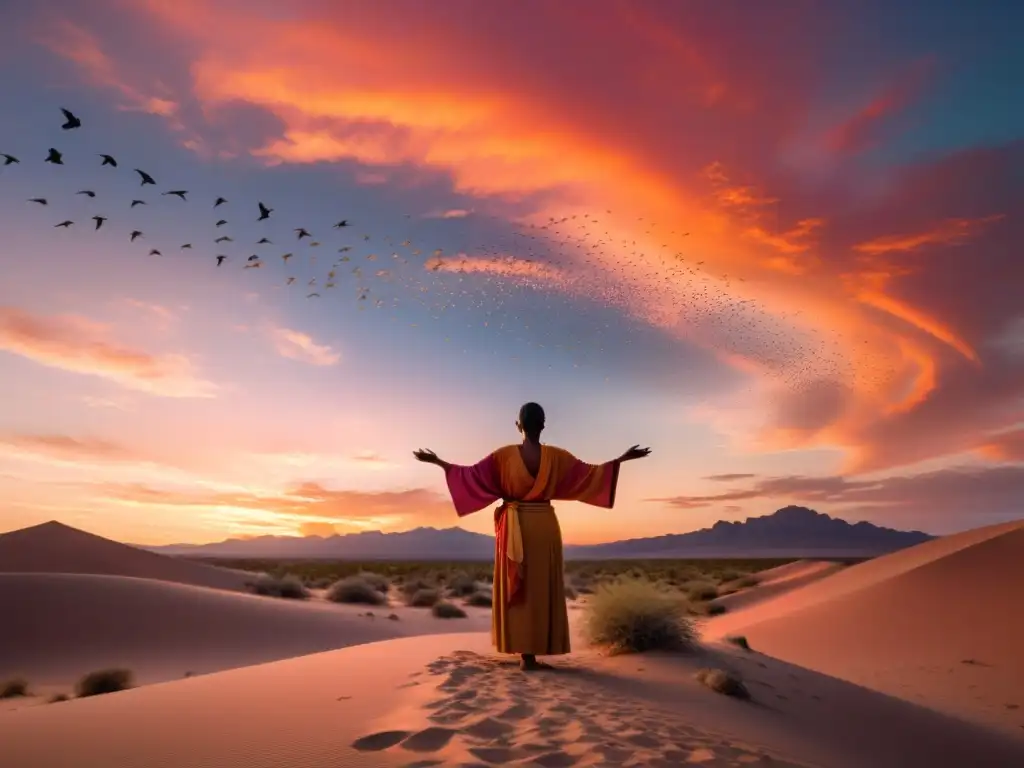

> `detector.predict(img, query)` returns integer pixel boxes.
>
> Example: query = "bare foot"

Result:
[520,657,556,672]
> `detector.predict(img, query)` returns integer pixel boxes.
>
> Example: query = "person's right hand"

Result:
[618,445,652,462]
[413,448,440,464]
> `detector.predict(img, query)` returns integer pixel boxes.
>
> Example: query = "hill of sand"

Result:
[712,559,847,613]
[0,521,252,591]
[0,572,489,696]
[3,633,1023,768]
[707,519,1024,735]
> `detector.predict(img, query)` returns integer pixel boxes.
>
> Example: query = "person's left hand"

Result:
[413,448,441,464]
[618,445,652,462]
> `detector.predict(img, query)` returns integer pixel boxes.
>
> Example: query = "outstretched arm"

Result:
[413,449,452,472]
[414,449,501,516]
[615,445,652,463]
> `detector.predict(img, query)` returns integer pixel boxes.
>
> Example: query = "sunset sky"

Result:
[1,0,1022,546]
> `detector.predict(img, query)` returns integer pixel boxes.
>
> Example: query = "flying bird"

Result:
[215,255,227,266]
[92,216,107,230]
[45,148,63,165]
[130,230,143,242]
[281,253,293,262]
[27,198,47,205]
[163,190,188,200]
[180,243,192,249]
[54,220,73,228]
[257,202,272,220]
[247,255,260,262]
[307,293,320,299]
[2,154,18,165]
[99,154,117,167]
[149,249,162,256]
[135,169,156,186]
[215,236,232,243]
[60,108,81,130]
[333,220,350,228]
[214,197,227,207]
[130,200,146,208]
[76,190,96,198]
[257,237,272,244]
[295,228,311,239]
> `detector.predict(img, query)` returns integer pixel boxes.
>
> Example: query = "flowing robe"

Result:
[445,444,619,654]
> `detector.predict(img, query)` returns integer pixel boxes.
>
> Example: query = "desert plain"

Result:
[1,518,1023,768]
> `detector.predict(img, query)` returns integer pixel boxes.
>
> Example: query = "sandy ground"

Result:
[704,520,1024,737]
[0,521,252,591]
[3,633,1024,768]
[712,560,847,613]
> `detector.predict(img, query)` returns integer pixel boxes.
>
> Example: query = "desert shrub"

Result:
[357,571,391,594]
[583,578,696,654]
[406,587,441,607]
[0,678,29,699]
[689,601,727,617]
[465,590,492,607]
[387,613,400,621]
[725,635,751,651]
[445,571,478,597]
[325,576,387,605]
[306,576,334,590]
[250,573,310,599]
[695,668,750,699]
[432,600,468,619]
[684,581,720,602]
[76,668,133,698]
[48,693,69,704]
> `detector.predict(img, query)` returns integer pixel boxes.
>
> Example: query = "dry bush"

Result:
[407,587,441,607]
[684,581,720,602]
[445,571,478,597]
[465,590,493,607]
[76,668,133,698]
[325,576,387,605]
[48,693,69,704]
[356,571,391,594]
[0,678,29,699]
[690,601,727,617]
[583,578,696,654]
[249,573,310,599]
[695,668,750,699]
[432,600,468,619]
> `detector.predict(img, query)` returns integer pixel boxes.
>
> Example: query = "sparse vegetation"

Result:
[445,571,478,598]
[684,580,720,602]
[465,590,493,607]
[695,667,750,699]
[75,668,133,698]
[725,635,752,651]
[47,693,69,704]
[325,576,387,605]
[563,582,577,600]
[406,587,441,607]
[583,578,696,654]
[432,600,468,619]
[248,573,310,599]
[0,678,29,699]
[356,571,391,594]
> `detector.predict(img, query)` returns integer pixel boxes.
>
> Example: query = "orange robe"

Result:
[445,444,619,655]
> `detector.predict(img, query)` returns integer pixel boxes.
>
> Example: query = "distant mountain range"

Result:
[144,506,933,560]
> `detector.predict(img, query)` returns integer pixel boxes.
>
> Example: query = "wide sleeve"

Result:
[551,449,620,508]
[444,452,503,516]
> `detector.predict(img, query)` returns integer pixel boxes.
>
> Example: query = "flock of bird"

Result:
[1,107,887,392]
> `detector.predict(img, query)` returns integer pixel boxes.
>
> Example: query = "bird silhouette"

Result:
[163,190,188,200]
[135,169,156,186]
[295,228,311,239]
[76,190,96,198]
[2,154,18,165]
[247,255,260,262]
[54,220,73,228]
[149,248,161,256]
[281,253,293,262]
[257,202,272,220]
[99,154,117,167]
[60,108,81,130]
[92,216,107,230]
[307,293,320,298]
[215,236,232,243]
[180,243,192,249]
[334,220,350,228]
[27,198,47,205]
[45,148,63,165]
[216,255,227,266]
[257,237,272,244]
[215,219,228,227]
[130,230,143,242]
[214,197,227,207]
[130,200,146,208]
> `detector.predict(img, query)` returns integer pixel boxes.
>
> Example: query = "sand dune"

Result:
[713,559,846,613]
[3,633,1023,768]
[0,521,252,591]
[708,519,1024,735]
[0,572,489,694]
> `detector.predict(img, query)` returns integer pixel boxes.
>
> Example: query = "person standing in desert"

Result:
[413,402,651,670]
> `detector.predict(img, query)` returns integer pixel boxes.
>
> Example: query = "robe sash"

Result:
[494,500,553,606]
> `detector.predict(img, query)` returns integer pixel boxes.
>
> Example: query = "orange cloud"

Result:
[0,433,137,464]
[0,306,217,398]
[977,428,1024,463]
[852,215,1005,256]
[267,325,340,366]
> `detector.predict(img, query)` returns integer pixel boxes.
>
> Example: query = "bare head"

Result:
[516,402,545,442]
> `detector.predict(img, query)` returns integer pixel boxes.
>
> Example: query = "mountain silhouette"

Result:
[144,506,932,560]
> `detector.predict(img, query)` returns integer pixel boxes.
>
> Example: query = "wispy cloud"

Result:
[852,215,1005,256]
[0,306,217,398]
[267,325,340,366]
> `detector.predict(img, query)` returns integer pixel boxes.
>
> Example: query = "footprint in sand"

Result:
[351,730,411,751]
